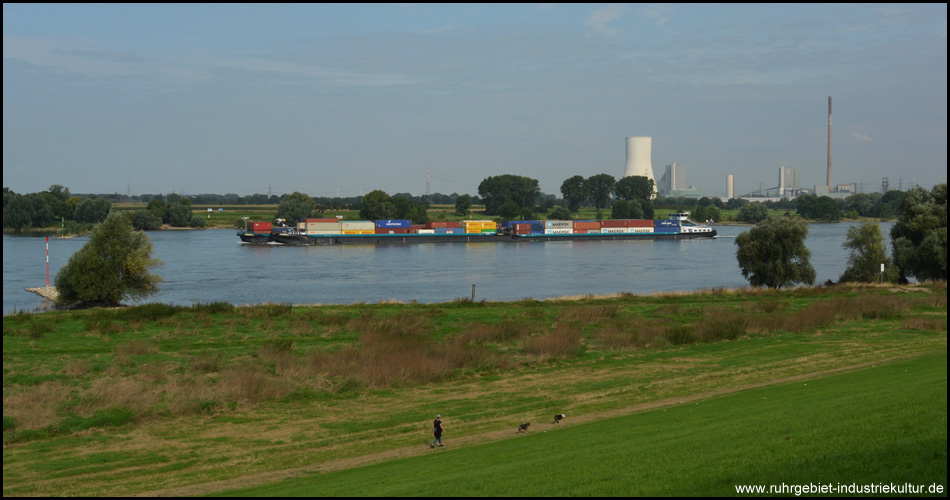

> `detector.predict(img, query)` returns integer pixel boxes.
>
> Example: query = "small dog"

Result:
[517,422,531,433]
[554,413,565,424]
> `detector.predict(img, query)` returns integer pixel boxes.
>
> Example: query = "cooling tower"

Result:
[622,137,657,190]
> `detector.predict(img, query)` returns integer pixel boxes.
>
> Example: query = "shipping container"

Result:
[341,221,375,231]
[306,222,341,231]
[654,219,679,228]
[425,222,449,229]
[374,228,411,234]
[544,228,573,234]
[600,220,629,228]
[629,219,653,228]
[306,230,342,235]
[415,229,436,234]
[247,222,272,232]
[629,227,653,233]
[375,219,412,228]
[544,220,572,228]
[303,218,339,223]
[653,226,678,233]
[602,227,629,234]
[573,221,600,231]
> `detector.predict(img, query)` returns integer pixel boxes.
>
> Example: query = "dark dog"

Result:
[517,422,531,433]
[554,413,565,424]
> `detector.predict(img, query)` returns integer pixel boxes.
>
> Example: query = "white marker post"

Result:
[46,236,50,286]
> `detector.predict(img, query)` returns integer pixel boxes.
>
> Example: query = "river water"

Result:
[2,222,895,314]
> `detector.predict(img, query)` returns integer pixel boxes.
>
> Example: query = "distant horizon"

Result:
[4,4,946,198]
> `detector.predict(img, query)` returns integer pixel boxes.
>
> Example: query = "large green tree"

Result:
[611,199,644,220]
[736,202,768,223]
[72,197,112,224]
[359,190,396,221]
[614,175,654,201]
[55,211,163,307]
[890,184,947,282]
[795,194,841,221]
[477,175,541,215]
[586,173,616,210]
[276,191,316,223]
[839,222,899,283]
[735,216,816,288]
[560,175,588,213]
[454,194,472,217]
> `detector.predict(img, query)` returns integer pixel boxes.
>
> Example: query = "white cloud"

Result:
[585,4,626,36]
[640,3,676,26]
[852,132,873,143]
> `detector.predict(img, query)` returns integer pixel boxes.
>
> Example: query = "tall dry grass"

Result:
[521,324,583,358]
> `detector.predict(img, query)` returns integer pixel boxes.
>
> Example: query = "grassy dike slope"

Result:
[2,283,946,496]
[217,353,947,497]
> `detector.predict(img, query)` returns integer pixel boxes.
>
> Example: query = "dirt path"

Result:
[135,356,913,497]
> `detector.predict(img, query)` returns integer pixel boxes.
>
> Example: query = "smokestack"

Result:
[727,174,735,200]
[827,96,833,188]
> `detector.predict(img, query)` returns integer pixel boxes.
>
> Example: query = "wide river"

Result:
[2,222,895,314]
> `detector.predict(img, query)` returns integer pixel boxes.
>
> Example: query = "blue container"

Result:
[653,226,679,233]
[375,219,412,228]
[654,219,680,228]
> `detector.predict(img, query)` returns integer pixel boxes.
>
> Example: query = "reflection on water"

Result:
[2,223,894,314]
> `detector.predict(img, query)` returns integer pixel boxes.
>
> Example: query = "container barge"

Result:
[238,213,716,245]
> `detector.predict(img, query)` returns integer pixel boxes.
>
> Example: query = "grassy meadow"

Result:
[216,353,947,496]
[2,282,946,496]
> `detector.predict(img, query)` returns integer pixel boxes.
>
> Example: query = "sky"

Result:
[3,3,947,199]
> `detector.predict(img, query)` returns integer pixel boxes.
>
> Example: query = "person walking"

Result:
[431,414,444,448]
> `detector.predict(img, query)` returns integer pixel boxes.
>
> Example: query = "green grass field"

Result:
[2,283,946,496]
[215,353,947,497]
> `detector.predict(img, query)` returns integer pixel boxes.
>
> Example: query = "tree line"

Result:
[735,183,946,288]
[25,180,946,309]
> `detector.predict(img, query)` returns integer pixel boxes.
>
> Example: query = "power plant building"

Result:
[658,163,702,198]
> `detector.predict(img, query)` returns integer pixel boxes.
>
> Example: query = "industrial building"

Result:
[658,163,702,198]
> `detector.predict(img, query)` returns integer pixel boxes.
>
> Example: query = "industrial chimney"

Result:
[622,137,657,193]
[827,96,833,189]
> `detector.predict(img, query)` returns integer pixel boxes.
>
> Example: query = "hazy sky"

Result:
[3,3,947,199]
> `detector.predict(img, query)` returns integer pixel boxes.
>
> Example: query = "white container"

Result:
[544,220,572,228]
[602,227,629,234]
[544,228,573,234]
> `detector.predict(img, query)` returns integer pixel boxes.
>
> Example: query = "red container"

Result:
[600,220,628,228]
[374,228,410,234]
[426,222,449,229]
[573,221,600,230]
[628,219,653,228]
[249,222,272,232]
[445,222,462,228]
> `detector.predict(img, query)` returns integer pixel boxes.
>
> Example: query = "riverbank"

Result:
[2,282,945,496]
